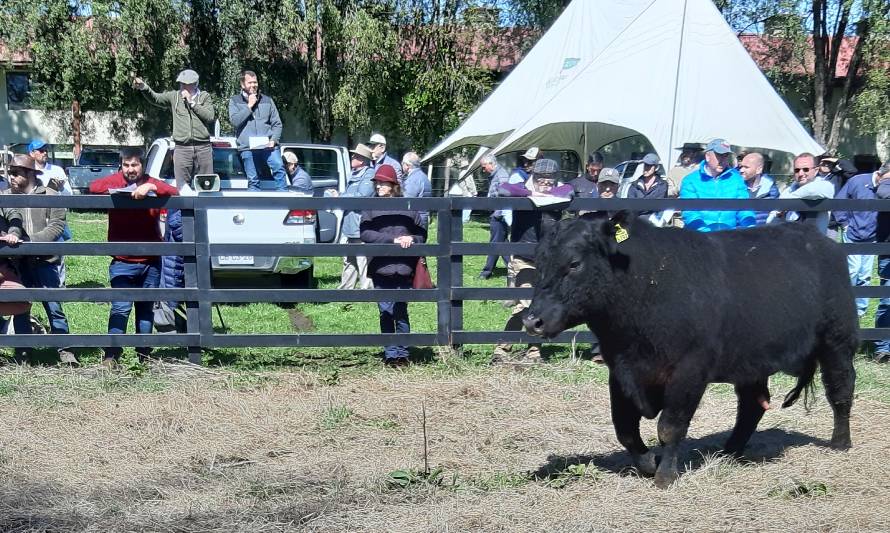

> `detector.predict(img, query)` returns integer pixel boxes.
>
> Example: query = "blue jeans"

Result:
[875,256,890,353]
[0,259,69,346]
[482,214,510,275]
[373,274,411,359]
[842,230,875,317]
[106,259,160,358]
[240,147,287,191]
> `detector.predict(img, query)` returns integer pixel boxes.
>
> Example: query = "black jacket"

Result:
[360,209,427,276]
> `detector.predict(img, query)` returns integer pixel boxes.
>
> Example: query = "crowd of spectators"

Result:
[1,68,888,367]
[478,137,890,365]
[0,68,436,368]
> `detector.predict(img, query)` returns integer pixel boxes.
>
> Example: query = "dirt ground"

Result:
[1,361,889,533]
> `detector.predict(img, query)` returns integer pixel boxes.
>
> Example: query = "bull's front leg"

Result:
[654,377,708,489]
[609,375,656,476]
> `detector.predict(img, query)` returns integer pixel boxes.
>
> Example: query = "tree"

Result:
[389,0,498,150]
[0,0,188,157]
[501,0,889,155]
[715,0,890,153]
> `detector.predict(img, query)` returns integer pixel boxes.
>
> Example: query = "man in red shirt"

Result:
[89,147,178,366]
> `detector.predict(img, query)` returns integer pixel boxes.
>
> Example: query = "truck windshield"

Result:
[158,147,248,182]
[78,151,120,166]
[158,145,338,193]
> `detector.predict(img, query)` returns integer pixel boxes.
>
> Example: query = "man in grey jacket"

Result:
[479,154,511,279]
[228,70,287,191]
[328,144,376,290]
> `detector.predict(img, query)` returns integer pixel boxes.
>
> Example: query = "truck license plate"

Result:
[218,255,254,265]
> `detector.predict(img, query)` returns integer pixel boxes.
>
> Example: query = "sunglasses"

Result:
[8,169,34,177]
[794,167,812,173]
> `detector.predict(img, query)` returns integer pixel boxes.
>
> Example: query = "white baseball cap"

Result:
[522,147,540,160]
[369,133,387,145]
[282,151,298,164]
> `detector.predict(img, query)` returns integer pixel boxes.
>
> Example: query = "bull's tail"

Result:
[782,360,818,410]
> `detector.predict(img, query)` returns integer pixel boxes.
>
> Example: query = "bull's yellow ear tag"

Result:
[614,224,629,243]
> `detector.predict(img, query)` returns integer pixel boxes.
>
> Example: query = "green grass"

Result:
[5,211,890,397]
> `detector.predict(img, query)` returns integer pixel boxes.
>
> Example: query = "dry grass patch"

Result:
[1,361,889,531]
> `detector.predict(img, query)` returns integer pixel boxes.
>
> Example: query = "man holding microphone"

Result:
[228,70,287,191]
[133,69,215,191]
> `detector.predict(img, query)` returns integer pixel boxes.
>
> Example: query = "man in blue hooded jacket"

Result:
[679,138,755,231]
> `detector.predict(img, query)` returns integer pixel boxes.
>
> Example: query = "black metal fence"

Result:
[2,195,890,362]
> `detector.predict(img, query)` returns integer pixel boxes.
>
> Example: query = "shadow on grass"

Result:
[531,428,831,480]
[314,273,341,286]
[408,347,438,365]
[66,280,104,288]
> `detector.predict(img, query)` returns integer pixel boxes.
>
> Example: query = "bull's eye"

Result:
[569,260,581,271]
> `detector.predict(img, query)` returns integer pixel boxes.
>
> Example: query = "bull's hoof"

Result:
[721,445,745,459]
[654,469,678,489]
[633,451,657,476]
[830,436,852,450]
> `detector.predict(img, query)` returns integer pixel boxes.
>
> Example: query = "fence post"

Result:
[193,204,214,353]
[449,203,464,348]
[180,202,202,364]
[436,208,452,346]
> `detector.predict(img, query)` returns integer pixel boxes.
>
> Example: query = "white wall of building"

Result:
[1,67,144,149]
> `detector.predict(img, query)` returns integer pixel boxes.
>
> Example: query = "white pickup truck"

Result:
[144,137,349,287]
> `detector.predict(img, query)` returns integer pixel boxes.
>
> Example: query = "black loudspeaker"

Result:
[194,173,220,192]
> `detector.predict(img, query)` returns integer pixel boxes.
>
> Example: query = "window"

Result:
[282,147,340,195]
[78,150,120,167]
[211,147,247,181]
[6,71,31,110]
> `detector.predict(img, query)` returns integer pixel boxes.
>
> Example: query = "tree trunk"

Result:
[72,99,82,163]
[827,34,866,152]
[811,0,828,147]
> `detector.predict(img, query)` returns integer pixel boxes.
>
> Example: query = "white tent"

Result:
[422,0,823,166]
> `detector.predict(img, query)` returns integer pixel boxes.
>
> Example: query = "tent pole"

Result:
[667,0,690,166]
[584,123,588,166]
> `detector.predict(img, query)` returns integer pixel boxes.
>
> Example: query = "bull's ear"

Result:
[609,210,633,227]
[599,219,619,255]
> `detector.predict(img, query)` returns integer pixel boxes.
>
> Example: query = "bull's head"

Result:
[523,214,629,338]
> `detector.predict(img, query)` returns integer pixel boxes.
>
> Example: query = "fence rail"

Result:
[3,195,890,360]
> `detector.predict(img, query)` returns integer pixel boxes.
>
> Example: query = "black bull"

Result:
[523,214,857,488]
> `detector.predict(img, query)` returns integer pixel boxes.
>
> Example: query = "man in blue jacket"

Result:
[368,133,403,183]
[228,70,287,191]
[400,152,432,228]
[680,138,755,231]
[869,162,890,362]
[835,165,884,317]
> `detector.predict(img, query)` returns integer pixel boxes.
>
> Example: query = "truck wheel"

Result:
[282,265,315,289]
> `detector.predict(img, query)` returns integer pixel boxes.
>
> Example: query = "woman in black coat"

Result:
[359,165,427,366]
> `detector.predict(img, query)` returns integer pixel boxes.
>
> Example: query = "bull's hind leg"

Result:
[654,378,708,489]
[817,337,856,449]
[608,375,656,475]
[723,380,770,456]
